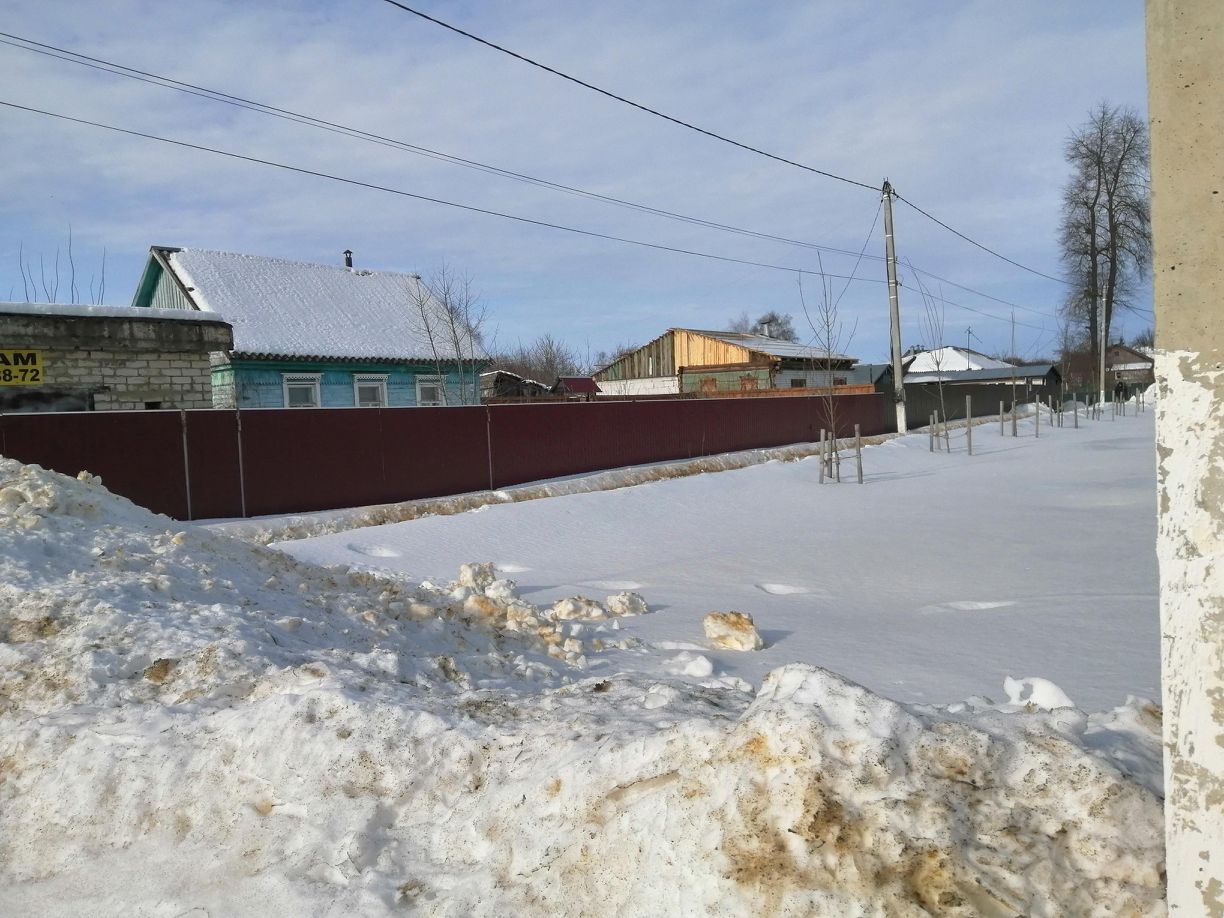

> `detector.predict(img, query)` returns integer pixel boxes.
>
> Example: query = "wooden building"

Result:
[594,328,858,396]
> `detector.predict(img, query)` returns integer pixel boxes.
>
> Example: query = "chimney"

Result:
[343,249,353,269]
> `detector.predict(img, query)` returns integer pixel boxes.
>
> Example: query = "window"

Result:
[353,374,388,408]
[789,378,807,388]
[282,373,321,408]
[415,375,447,407]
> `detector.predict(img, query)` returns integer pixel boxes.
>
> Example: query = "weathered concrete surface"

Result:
[0,311,232,353]
[1147,1,1224,913]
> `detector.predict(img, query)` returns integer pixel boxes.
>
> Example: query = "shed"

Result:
[0,302,232,412]
[594,328,858,396]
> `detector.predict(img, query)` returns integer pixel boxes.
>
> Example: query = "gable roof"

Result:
[554,376,601,394]
[134,246,480,362]
[903,346,1013,373]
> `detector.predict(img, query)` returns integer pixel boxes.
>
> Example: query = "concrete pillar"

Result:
[1146,1,1224,913]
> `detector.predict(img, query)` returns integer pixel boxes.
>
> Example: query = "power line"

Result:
[377,0,878,192]
[0,99,894,286]
[895,193,1072,286]
[0,30,880,265]
[375,1,1075,287]
[2,30,1077,317]
[899,262,1046,332]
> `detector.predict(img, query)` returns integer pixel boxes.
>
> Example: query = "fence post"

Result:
[929,414,935,452]
[1035,399,1040,438]
[855,423,863,484]
[966,395,973,456]
[819,429,826,483]
[234,407,248,519]
[179,409,193,522]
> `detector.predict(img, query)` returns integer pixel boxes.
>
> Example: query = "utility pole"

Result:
[1098,283,1109,406]
[882,180,907,434]
[1147,0,1224,909]
[965,327,973,369]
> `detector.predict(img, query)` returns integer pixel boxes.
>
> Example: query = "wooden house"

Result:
[130,246,487,408]
[593,328,858,396]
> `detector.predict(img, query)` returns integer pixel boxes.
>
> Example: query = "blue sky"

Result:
[0,1,1150,363]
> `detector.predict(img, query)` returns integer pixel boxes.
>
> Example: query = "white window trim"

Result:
[415,374,448,407]
[353,373,389,408]
[281,373,322,408]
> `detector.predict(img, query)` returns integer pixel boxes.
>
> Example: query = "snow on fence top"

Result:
[0,301,227,323]
[166,248,476,361]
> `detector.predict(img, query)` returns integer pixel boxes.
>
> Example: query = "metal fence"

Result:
[0,392,890,520]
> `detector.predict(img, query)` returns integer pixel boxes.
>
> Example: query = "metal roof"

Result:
[684,329,857,363]
[904,364,1058,384]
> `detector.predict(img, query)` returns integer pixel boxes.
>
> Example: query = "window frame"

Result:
[281,373,322,409]
[415,374,448,407]
[352,373,389,408]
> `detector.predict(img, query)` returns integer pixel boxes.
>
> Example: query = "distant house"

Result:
[903,346,1013,374]
[552,376,601,399]
[1060,344,1155,392]
[594,328,858,396]
[904,364,1061,389]
[480,369,549,401]
[130,246,486,408]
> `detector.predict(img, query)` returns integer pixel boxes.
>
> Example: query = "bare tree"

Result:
[12,231,108,304]
[911,272,950,448]
[406,264,488,405]
[1059,102,1151,397]
[494,335,583,385]
[1130,326,1154,350]
[589,340,639,374]
[798,256,857,482]
[726,310,798,341]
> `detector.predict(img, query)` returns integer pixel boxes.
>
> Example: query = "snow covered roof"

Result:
[905,364,1058,384]
[904,346,1013,374]
[0,301,227,323]
[685,329,856,363]
[146,247,480,362]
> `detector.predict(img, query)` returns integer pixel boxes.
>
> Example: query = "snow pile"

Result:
[0,460,1166,915]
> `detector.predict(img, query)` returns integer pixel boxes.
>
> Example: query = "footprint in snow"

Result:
[756,583,810,596]
[917,600,1017,614]
[586,579,645,590]
[347,544,402,558]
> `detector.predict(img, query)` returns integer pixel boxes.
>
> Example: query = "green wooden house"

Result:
[131,246,485,408]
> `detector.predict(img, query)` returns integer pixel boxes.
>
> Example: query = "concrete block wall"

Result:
[43,347,215,410]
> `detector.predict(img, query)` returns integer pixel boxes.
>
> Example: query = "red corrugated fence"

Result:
[0,393,890,520]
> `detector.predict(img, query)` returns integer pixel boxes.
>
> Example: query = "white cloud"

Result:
[0,0,1149,356]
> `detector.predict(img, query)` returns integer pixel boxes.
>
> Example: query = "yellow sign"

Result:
[0,350,43,385]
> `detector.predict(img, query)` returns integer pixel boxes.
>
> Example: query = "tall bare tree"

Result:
[1059,102,1151,395]
[406,264,487,405]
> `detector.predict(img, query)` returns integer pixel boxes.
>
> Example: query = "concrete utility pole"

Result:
[1146,1,1224,912]
[882,180,907,433]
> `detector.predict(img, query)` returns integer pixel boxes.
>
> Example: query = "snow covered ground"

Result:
[282,406,1159,713]
[0,405,1165,916]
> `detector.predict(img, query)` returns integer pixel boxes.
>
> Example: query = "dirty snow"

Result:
[0,406,1165,915]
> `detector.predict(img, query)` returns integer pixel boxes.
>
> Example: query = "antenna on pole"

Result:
[882,179,907,434]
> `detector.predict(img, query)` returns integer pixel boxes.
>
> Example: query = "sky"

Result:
[0,0,1151,365]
